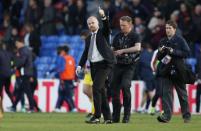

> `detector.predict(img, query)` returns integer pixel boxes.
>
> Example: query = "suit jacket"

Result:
[79,18,116,67]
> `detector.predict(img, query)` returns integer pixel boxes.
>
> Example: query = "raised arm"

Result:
[99,7,110,37]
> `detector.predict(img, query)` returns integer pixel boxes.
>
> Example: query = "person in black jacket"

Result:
[10,38,35,112]
[0,42,14,117]
[111,16,141,123]
[24,22,41,56]
[156,20,191,123]
[76,7,116,124]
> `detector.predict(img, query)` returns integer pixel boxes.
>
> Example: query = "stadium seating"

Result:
[37,35,199,78]
[37,35,84,78]
[186,58,197,73]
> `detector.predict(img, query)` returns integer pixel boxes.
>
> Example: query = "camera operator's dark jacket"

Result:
[157,34,190,82]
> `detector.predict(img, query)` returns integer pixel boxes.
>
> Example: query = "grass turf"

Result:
[0,113,200,131]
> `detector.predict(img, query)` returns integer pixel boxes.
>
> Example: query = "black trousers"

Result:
[55,80,75,111]
[111,64,135,121]
[13,77,25,107]
[0,76,13,103]
[12,76,34,110]
[90,61,113,120]
[196,84,201,113]
[160,77,191,121]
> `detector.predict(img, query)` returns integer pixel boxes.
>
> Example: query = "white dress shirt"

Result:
[90,31,104,62]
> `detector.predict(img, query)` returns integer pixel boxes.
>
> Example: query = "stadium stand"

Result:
[36,35,84,78]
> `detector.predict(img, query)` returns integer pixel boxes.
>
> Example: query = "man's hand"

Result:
[30,77,34,82]
[166,47,174,54]
[158,46,173,54]
[99,7,105,18]
[114,49,124,56]
[16,52,20,57]
[76,66,82,76]
[60,80,64,85]
[195,79,201,85]
[84,68,90,74]
[158,46,166,52]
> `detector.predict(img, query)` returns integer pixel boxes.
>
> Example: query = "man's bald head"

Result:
[87,16,99,32]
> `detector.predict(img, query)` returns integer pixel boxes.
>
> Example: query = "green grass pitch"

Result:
[0,113,200,131]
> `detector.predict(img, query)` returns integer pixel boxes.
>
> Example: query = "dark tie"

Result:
[88,33,96,60]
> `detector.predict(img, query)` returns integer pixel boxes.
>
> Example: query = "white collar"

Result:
[91,30,98,35]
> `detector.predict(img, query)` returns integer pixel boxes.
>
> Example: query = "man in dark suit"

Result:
[76,7,116,124]
[156,20,191,123]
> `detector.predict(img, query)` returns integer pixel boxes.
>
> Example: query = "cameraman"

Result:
[156,20,191,123]
[111,16,141,123]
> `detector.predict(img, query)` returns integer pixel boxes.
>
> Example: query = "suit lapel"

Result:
[86,35,91,49]
[95,30,101,50]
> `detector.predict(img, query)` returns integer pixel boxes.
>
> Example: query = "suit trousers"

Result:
[90,61,112,120]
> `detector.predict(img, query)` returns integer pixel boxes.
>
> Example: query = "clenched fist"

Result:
[98,7,105,18]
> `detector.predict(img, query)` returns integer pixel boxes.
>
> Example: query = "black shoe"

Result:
[184,118,191,123]
[8,107,16,112]
[86,113,93,118]
[112,119,120,123]
[103,119,113,124]
[85,116,100,124]
[112,116,120,123]
[122,119,129,123]
[157,116,169,123]
[122,116,130,123]
[37,108,42,112]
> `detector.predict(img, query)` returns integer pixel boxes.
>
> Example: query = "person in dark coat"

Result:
[156,20,191,123]
[10,38,35,112]
[24,23,41,56]
[0,42,14,116]
[76,7,116,124]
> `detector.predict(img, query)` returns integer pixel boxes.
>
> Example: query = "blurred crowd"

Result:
[0,0,201,113]
[0,0,201,50]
